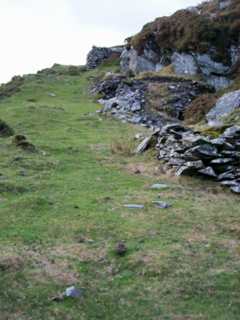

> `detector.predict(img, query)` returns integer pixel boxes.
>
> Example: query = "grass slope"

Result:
[0,64,240,320]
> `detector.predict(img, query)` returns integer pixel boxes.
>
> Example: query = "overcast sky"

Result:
[0,0,200,84]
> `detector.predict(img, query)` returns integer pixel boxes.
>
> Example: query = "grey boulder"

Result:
[207,90,240,126]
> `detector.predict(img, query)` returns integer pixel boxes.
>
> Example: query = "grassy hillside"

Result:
[0,64,240,319]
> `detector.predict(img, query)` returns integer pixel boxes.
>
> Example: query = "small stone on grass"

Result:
[124,204,144,209]
[153,201,172,209]
[115,242,127,256]
[150,183,169,190]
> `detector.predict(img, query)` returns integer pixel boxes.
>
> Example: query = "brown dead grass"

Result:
[0,255,24,272]
[48,243,107,262]
[129,249,168,276]
[126,161,163,177]
[1,244,108,285]
[110,138,136,157]
[184,93,218,124]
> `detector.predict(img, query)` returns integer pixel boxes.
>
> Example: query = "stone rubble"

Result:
[92,74,212,129]
[144,124,240,194]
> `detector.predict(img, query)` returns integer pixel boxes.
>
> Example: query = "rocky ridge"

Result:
[124,0,240,90]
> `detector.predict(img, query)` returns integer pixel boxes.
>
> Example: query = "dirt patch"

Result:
[184,230,208,244]
[129,250,169,277]
[126,162,163,177]
[26,244,107,284]
[0,255,24,272]
[49,244,107,263]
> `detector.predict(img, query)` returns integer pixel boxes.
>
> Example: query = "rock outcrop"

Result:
[87,0,240,195]
[207,90,240,126]
[87,46,124,69]
[0,76,24,100]
[120,0,240,90]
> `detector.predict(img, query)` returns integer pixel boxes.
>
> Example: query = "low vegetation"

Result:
[184,94,218,125]
[0,62,240,320]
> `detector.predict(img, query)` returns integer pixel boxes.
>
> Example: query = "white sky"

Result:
[0,0,200,84]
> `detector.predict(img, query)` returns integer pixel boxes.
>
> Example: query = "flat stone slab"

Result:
[124,204,144,209]
[153,201,172,209]
[231,185,240,194]
[150,183,169,190]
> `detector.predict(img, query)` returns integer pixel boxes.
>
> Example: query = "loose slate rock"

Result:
[221,180,239,187]
[64,286,84,298]
[151,183,169,190]
[231,185,240,194]
[176,160,204,176]
[124,204,144,209]
[218,171,235,181]
[211,158,234,165]
[191,144,219,159]
[222,126,240,139]
[198,167,217,178]
[153,201,171,209]
[135,136,155,154]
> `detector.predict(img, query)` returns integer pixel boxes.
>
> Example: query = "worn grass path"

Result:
[0,65,240,319]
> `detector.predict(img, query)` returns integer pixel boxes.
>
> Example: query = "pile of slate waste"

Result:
[137,124,240,194]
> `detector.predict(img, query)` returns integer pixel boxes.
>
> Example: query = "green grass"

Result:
[0,64,240,320]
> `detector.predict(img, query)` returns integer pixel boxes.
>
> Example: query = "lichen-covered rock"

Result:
[171,53,198,76]
[207,90,240,126]
[120,48,155,74]
[196,54,230,76]
[206,75,232,90]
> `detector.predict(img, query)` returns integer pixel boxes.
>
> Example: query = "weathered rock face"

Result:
[122,0,240,90]
[120,48,235,90]
[86,46,124,69]
[207,90,240,126]
[171,53,198,76]
[120,48,156,74]
[92,74,213,128]
[138,123,240,193]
